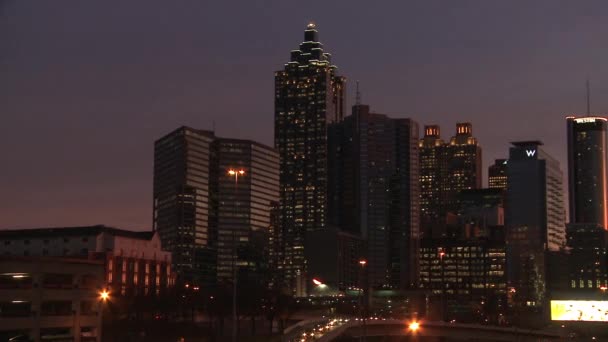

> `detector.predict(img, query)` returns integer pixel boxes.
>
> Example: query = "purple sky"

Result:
[2,0,608,230]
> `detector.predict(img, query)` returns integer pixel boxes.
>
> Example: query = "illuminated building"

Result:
[0,226,175,297]
[419,235,507,323]
[214,139,280,283]
[274,23,345,294]
[154,127,279,285]
[505,141,566,311]
[419,125,445,222]
[328,104,420,290]
[419,123,482,223]
[488,159,508,191]
[565,116,608,294]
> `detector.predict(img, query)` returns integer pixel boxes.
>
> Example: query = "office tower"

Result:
[328,104,419,290]
[419,123,482,223]
[154,127,279,285]
[505,141,566,311]
[566,116,608,227]
[154,127,215,283]
[419,236,507,323]
[565,116,608,293]
[444,123,483,215]
[214,138,280,283]
[274,23,345,293]
[419,125,444,223]
[488,159,508,191]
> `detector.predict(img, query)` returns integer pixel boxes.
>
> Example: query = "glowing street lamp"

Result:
[227,168,245,342]
[99,289,110,301]
[408,321,420,332]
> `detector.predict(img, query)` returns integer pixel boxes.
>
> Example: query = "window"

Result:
[63,238,69,243]
[4,240,10,245]
[24,240,30,245]
[82,237,88,243]
[43,239,50,245]
[41,301,72,316]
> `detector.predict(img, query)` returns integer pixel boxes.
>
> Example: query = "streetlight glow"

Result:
[409,321,420,332]
[99,289,110,301]
[359,260,367,266]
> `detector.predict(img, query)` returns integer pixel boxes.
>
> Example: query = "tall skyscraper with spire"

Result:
[274,23,345,294]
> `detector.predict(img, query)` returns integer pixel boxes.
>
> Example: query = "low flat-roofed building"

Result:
[0,225,175,297]
[0,256,105,342]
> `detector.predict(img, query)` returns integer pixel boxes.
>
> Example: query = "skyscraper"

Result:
[153,127,215,283]
[214,138,280,283]
[153,127,279,285]
[274,23,345,293]
[444,123,482,215]
[566,116,608,227]
[329,104,420,289]
[505,141,566,311]
[488,159,508,191]
[419,125,445,222]
[419,123,482,223]
[565,116,608,294]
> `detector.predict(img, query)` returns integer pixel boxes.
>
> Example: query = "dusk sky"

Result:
[2,1,608,229]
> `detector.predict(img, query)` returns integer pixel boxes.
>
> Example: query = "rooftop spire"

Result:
[355,80,361,105]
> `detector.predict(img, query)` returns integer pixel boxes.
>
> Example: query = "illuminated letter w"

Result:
[525,150,536,157]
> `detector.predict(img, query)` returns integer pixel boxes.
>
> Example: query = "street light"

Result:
[408,321,420,332]
[358,259,367,342]
[227,168,245,342]
[99,289,110,301]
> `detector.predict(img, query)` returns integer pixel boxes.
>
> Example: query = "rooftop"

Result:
[0,225,154,240]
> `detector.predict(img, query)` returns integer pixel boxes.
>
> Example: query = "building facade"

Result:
[0,226,174,298]
[488,159,508,191]
[154,127,279,286]
[274,23,345,294]
[565,116,608,294]
[0,257,105,342]
[328,104,420,290]
[419,236,507,323]
[214,138,280,284]
[419,123,482,224]
[153,127,215,283]
[505,141,566,311]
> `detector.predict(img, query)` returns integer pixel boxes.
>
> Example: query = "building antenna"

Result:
[586,79,591,116]
[355,80,361,105]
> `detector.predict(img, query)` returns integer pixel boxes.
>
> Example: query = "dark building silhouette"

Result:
[565,116,608,294]
[154,127,215,283]
[328,104,419,290]
[505,141,565,313]
[153,127,279,285]
[488,159,508,191]
[419,123,482,224]
[274,23,345,295]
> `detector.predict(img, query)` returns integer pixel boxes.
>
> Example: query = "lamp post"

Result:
[227,168,245,342]
[358,259,367,342]
[439,249,446,322]
[99,289,109,341]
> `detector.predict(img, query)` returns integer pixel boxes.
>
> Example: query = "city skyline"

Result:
[3,1,608,229]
